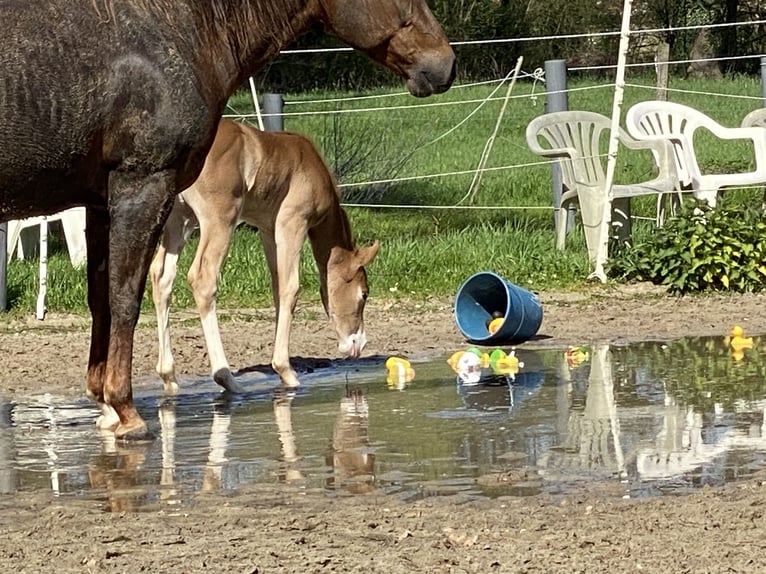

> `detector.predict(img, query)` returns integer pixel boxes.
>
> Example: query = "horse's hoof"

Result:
[95,404,121,431]
[115,420,154,442]
[281,375,301,389]
[214,369,245,394]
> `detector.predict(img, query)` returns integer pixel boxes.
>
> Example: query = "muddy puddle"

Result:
[2,334,766,510]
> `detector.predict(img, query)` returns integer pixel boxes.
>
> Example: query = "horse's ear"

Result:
[357,240,380,267]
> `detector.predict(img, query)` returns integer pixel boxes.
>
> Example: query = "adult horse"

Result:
[0,1,455,440]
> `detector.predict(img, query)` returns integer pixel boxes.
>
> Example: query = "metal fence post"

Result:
[262,93,284,132]
[0,222,6,312]
[761,56,766,106]
[544,59,573,234]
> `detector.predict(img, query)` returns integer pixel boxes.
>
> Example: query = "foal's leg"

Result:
[149,203,192,393]
[260,217,307,388]
[101,170,177,439]
[187,210,244,394]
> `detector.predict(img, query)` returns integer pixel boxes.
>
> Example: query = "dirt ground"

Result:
[2,283,766,573]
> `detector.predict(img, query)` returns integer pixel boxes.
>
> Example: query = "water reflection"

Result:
[4,335,766,507]
[326,388,375,494]
[0,399,15,494]
[88,434,152,512]
[538,345,627,480]
[273,390,302,483]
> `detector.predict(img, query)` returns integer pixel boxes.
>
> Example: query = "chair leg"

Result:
[555,206,568,250]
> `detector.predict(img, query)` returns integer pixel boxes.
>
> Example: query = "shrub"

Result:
[608,198,766,294]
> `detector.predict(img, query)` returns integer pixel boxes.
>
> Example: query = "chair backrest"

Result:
[741,107,766,129]
[625,100,706,191]
[627,101,766,206]
[526,110,616,191]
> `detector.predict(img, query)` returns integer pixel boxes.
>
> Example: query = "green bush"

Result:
[608,198,766,294]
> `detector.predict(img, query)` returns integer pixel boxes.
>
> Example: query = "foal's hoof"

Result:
[115,420,154,442]
[214,369,245,394]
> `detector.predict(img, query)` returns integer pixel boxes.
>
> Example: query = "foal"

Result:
[150,120,379,392]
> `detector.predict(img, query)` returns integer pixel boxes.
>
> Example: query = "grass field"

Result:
[4,74,765,316]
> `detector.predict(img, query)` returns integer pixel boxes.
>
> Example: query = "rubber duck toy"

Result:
[386,357,415,390]
[728,326,753,351]
[486,311,505,336]
[447,349,482,385]
[565,346,590,368]
[488,348,524,377]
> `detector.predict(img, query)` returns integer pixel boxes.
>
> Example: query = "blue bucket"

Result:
[454,272,543,345]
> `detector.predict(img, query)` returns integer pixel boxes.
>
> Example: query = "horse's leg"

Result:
[104,170,177,440]
[84,206,120,430]
[187,211,244,394]
[149,203,190,393]
[261,219,306,388]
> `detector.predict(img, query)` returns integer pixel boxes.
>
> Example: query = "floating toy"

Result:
[448,347,524,383]
[565,346,590,368]
[728,325,753,351]
[447,349,482,384]
[488,348,524,377]
[386,357,415,390]
[726,326,753,362]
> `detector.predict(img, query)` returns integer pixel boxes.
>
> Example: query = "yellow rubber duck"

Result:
[728,325,753,351]
[386,357,415,389]
[487,317,504,335]
[447,351,465,372]
[488,348,524,376]
[565,346,590,368]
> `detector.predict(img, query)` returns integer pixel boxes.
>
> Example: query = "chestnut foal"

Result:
[150,120,379,391]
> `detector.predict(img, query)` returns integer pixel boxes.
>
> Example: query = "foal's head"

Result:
[325,240,380,358]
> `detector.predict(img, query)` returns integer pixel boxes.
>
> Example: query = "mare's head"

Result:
[319,0,456,97]
[325,240,380,358]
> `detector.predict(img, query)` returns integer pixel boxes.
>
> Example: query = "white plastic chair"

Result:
[6,207,87,267]
[626,101,766,207]
[526,110,679,263]
[5,207,87,319]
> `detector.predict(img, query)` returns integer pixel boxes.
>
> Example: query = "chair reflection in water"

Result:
[636,395,766,480]
[538,344,627,480]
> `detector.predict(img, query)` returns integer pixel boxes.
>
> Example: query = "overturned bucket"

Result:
[454,272,543,345]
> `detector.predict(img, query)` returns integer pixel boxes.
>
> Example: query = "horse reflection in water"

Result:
[326,388,375,494]
[273,390,303,483]
[88,397,235,512]
[87,387,376,510]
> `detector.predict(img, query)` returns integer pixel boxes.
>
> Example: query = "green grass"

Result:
[5,74,766,316]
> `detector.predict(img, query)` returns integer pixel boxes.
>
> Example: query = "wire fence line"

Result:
[224,19,766,213]
[278,18,766,54]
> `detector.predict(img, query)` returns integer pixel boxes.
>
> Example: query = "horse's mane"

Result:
[91,0,306,43]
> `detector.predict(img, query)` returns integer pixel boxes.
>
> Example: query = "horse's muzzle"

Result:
[407,52,456,97]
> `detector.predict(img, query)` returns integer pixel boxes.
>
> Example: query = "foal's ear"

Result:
[356,240,380,267]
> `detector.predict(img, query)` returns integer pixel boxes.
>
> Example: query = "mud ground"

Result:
[2,283,766,573]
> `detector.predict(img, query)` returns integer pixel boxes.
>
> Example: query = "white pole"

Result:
[590,0,634,283]
[249,77,265,131]
[36,217,48,320]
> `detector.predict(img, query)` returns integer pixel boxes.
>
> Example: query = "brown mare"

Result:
[0,1,454,439]
[150,119,378,391]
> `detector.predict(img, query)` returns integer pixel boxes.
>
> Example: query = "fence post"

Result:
[761,56,766,106]
[544,59,572,234]
[262,93,284,132]
[655,42,670,101]
[0,222,6,312]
